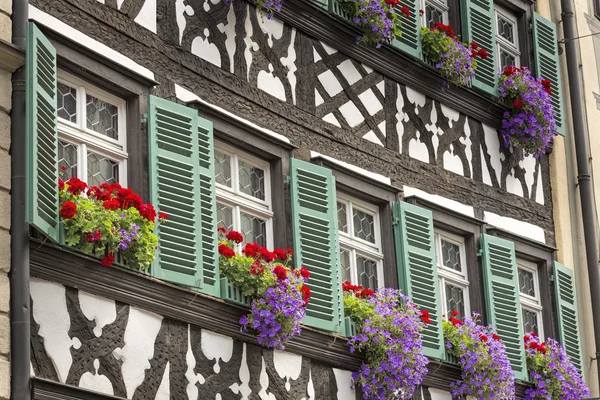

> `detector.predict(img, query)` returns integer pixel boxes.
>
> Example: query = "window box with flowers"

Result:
[217,229,311,350]
[58,176,167,269]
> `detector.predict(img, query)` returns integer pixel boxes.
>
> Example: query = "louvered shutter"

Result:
[533,13,564,135]
[392,201,444,359]
[391,0,421,59]
[26,22,60,241]
[480,234,527,380]
[310,0,328,10]
[460,0,497,95]
[148,95,204,288]
[290,159,344,333]
[553,261,583,373]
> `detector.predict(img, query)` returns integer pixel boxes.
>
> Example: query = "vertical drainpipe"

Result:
[560,0,600,390]
[10,0,30,398]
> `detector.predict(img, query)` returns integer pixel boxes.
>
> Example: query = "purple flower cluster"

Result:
[119,223,140,251]
[342,0,399,47]
[498,66,557,158]
[223,0,282,19]
[434,39,476,86]
[348,288,428,400]
[239,273,305,350]
[444,314,515,399]
[524,334,590,399]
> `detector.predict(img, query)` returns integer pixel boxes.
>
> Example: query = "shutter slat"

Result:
[391,0,421,59]
[26,22,60,241]
[290,159,344,333]
[480,234,527,380]
[553,261,583,374]
[460,0,497,94]
[533,13,564,135]
[393,201,444,359]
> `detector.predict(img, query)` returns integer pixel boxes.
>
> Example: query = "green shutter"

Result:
[460,0,497,95]
[290,159,344,333]
[148,95,204,288]
[553,261,583,374]
[310,0,328,10]
[480,234,527,381]
[26,22,60,241]
[392,201,444,359]
[391,0,421,59]
[532,13,565,135]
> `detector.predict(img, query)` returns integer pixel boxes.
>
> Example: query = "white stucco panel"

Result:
[484,211,546,243]
[201,330,234,374]
[134,0,157,33]
[78,290,117,337]
[403,185,475,218]
[332,368,355,399]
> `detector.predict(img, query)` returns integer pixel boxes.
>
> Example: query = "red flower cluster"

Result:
[400,6,410,17]
[299,267,310,280]
[477,48,488,60]
[139,204,157,222]
[101,252,115,267]
[60,201,77,219]
[541,79,552,95]
[432,22,455,39]
[420,309,431,324]
[65,177,87,196]
[273,248,287,261]
[419,9,424,15]
[301,285,311,305]
[219,244,235,258]
[250,260,264,275]
[84,230,102,243]
[342,280,375,297]
[384,0,400,6]
[524,334,547,354]
[58,178,65,191]
[240,241,292,264]
[273,265,287,280]
[217,227,226,234]
[493,333,501,341]
[513,99,524,110]
[226,230,244,243]
[479,334,489,342]
[448,310,464,326]
[158,212,169,220]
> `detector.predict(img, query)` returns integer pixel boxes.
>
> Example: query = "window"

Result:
[57,71,127,186]
[214,141,273,248]
[518,259,544,338]
[337,194,384,290]
[435,230,470,319]
[495,6,521,69]
[420,0,449,28]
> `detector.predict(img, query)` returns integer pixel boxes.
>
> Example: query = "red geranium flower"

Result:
[218,244,235,258]
[503,66,515,76]
[419,9,424,15]
[139,204,157,222]
[385,0,400,6]
[242,242,259,258]
[400,6,410,17]
[60,201,77,219]
[84,230,102,243]
[58,178,65,191]
[60,165,67,171]
[479,334,489,342]
[420,309,431,324]
[493,334,501,341]
[513,99,524,110]
[285,248,294,255]
[66,177,87,196]
[273,265,287,280]
[101,253,115,267]
[541,79,551,90]
[451,310,459,317]
[470,41,478,50]
[471,50,478,58]
[250,260,264,275]
[273,248,287,261]
[359,288,375,297]
[103,199,121,210]
[226,230,244,243]
[300,267,310,280]
[301,285,312,305]
[158,212,169,220]
[477,48,488,59]
[259,247,275,263]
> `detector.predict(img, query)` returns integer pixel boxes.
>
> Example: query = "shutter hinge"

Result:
[392,217,400,226]
[284,175,291,185]
[141,113,148,125]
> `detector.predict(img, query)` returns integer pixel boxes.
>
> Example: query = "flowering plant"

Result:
[343,281,429,399]
[443,311,515,399]
[58,176,165,269]
[523,333,590,399]
[223,0,282,19]
[337,0,409,47]
[498,66,557,157]
[420,22,488,87]
[218,229,310,349]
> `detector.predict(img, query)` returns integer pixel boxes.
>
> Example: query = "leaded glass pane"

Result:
[499,50,517,70]
[238,160,265,200]
[58,141,78,180]
[441,239,462,272]
[340,248,351,283]
[57,83,77,123]
[215,151,232,187]
[426,4,444,28]
[522,308,540,335]
[87,152,118,186]
[357,257,378,290]
[217,203,233,231]
[353,209,375,243]
[497,15,515,43]
[240,213,266,246]
[338,202,348,233]
[445,284,465,318]
[86,94,119,139]
[518,268,536,297]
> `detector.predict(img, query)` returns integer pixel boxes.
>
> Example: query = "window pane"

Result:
[238,160,265,200]
[518,268,536,297]
[337,202,348,233]
[58,141,78,180]
[499,50,517,70]
[86,94,119,139]
[522,308,540,335]
[425,4,445,28]
[215,151,232,187]
[57,83,77,123]
[87,152,118,186]
[357,257,378,290]
[497,15,515,43]
[340,248,351,283]
[353,209,375,243]
[441,239,462,272]
[240,213,266,247]
[217,203,233,231]
[445,284,465,318]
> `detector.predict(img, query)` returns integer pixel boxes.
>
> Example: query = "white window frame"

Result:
[57,70,128,185]
[435,230,471,318]
[337,193,384,289]
[494,5,521,69]
[420,0,449,28]
[517,259,544,339]
[215,141,274,249]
